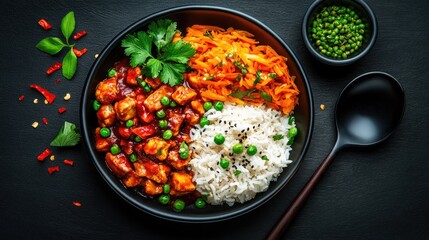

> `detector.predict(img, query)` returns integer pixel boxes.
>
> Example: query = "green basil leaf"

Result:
[50,121,81,147]
[35,37,66,55]
[62,48,77,79]
[61,11,75,43]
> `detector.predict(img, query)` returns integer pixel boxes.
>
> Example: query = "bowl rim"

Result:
[80,4,314,223]
[302,0,378,66]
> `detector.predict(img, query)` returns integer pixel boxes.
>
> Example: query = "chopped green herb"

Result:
[269,73,277,79]
[272,134,284,141]
[260,91,272,102]
[253,70,261,85]
[261,155,269,161]
[235,73,242,81]
[50,121,81,147]
[233,61,248,74]
[229,89,256,99]
[204,30,213,39]
[234,170,242,176]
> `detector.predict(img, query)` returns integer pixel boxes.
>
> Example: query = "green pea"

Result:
[158,194,170,205]
[246,145,257,156]
[129,153,137,162]
[93,100,101,111]
[179,151,189,159]
[159,120,168,129]
[110,144,121,155]
[163,184,170,194]
[169,101,177,107]
[288,127,298,138]
[160,96,170,106]
[199,117,209,127]
[203,102,213,111]
[163,130,173,140]
[214,133,225,145]
[173,199,185,211]
[194,198,206,208]
[108,69,116,77]
[99,127,111,138]
[134,136,142,142]
[156,109,166,118]
[214,101,224,111]
[232,143,243,154]
[125,119,134,128]
[219,158,230,169]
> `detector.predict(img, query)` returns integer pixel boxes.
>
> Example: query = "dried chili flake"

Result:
[73,48,87,58]
[30,84,56,104]
[47,166,60,174]
[46,62,62,75]
[73,31,87,41]
[42,117,48,125]
[18,95,25,101]
[56,79,61,84]
[63,159,74,166]
[38,19,52,30]
[72,201,82,207]
[58,107,67,114]
[37,148,52,161]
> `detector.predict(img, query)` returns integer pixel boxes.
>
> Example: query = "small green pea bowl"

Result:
[302,0,377,66]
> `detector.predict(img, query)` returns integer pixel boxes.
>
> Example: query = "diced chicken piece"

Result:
[119,139,134,155]
[171,86,197,106]
[136,94,154,123]
[105,153,132,178]
[126,66,141,85]
[169,172,196,196]
[133,159,171,184]
[122,172,141,187]
[144,77,162,89]
[95,77,118,104]
[183,106,200,125]
[167,149,191,170]
[175,133,191,143]
[142,179,163,195]
[114,97,136,121]
[167,109,184,136]
[143,85,174,112]
[190,99,205,115]
[97,104,116,127]
[143,137,170,160]
[95,127,112,152]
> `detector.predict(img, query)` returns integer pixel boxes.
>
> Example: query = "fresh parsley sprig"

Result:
[50,121,81,147]
[36,11,79,80]
[121,19,196,87]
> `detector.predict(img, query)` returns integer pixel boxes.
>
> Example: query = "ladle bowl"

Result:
[267,71,405,239]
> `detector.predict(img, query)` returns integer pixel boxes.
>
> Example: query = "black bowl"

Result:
[80,5,314,223]
[302,0,377,66]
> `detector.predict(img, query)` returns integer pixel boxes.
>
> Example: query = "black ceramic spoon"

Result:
[267,71,405,240]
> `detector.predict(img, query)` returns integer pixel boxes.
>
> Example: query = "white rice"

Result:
[189,102,294,206]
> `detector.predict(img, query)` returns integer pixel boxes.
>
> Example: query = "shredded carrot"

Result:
[182,25,299,114]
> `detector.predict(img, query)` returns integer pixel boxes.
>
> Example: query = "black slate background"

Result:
[1,0,428,239]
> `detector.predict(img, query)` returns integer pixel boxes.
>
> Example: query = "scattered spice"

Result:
[320,104,325,110]
[50,155,55,161]
[73,30,87,41]
[19,95,25,101]
[42,117,48,125]
[63,93,71,101]
[94,54,99,58]
[63,159,74,166]
[37,148,52,161]
[38,19,52,30]
[46,62,62,75]
[72,201,82,207]
[72,48,87,57]
[32,122,39,128]
[44,99,49,105]
[58,107,67,114]
[56,79,61,84]
[47,166,60,174]
[30,84,56,104]
[33,98,39,104]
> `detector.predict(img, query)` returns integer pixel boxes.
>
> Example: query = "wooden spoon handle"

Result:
[266,147,339,240]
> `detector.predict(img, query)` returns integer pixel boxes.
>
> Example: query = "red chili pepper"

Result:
[38,19,52,30]
[63,159,74,166]
[73,48,87,57]
[42,117,48,125]
[30,84,56,104]
[58,107,67,114]
[47,166,60,174]
[19,95,25,101]
[73,31,87,41]
[46,62,62,75]
[56,79,61,84]
[37,148,52,161]
[72,201,82,207]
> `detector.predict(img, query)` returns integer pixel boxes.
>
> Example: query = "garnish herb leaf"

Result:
[62,48,77,79]
[61,11,75,43]
[260,91,272,102]
[253,70,261,85]
[234,170,242,176]
[50,121,81,147]
[229,89,256,99]
[272,134,284,141]
[121,19,196,87]
[36,37,67,55]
